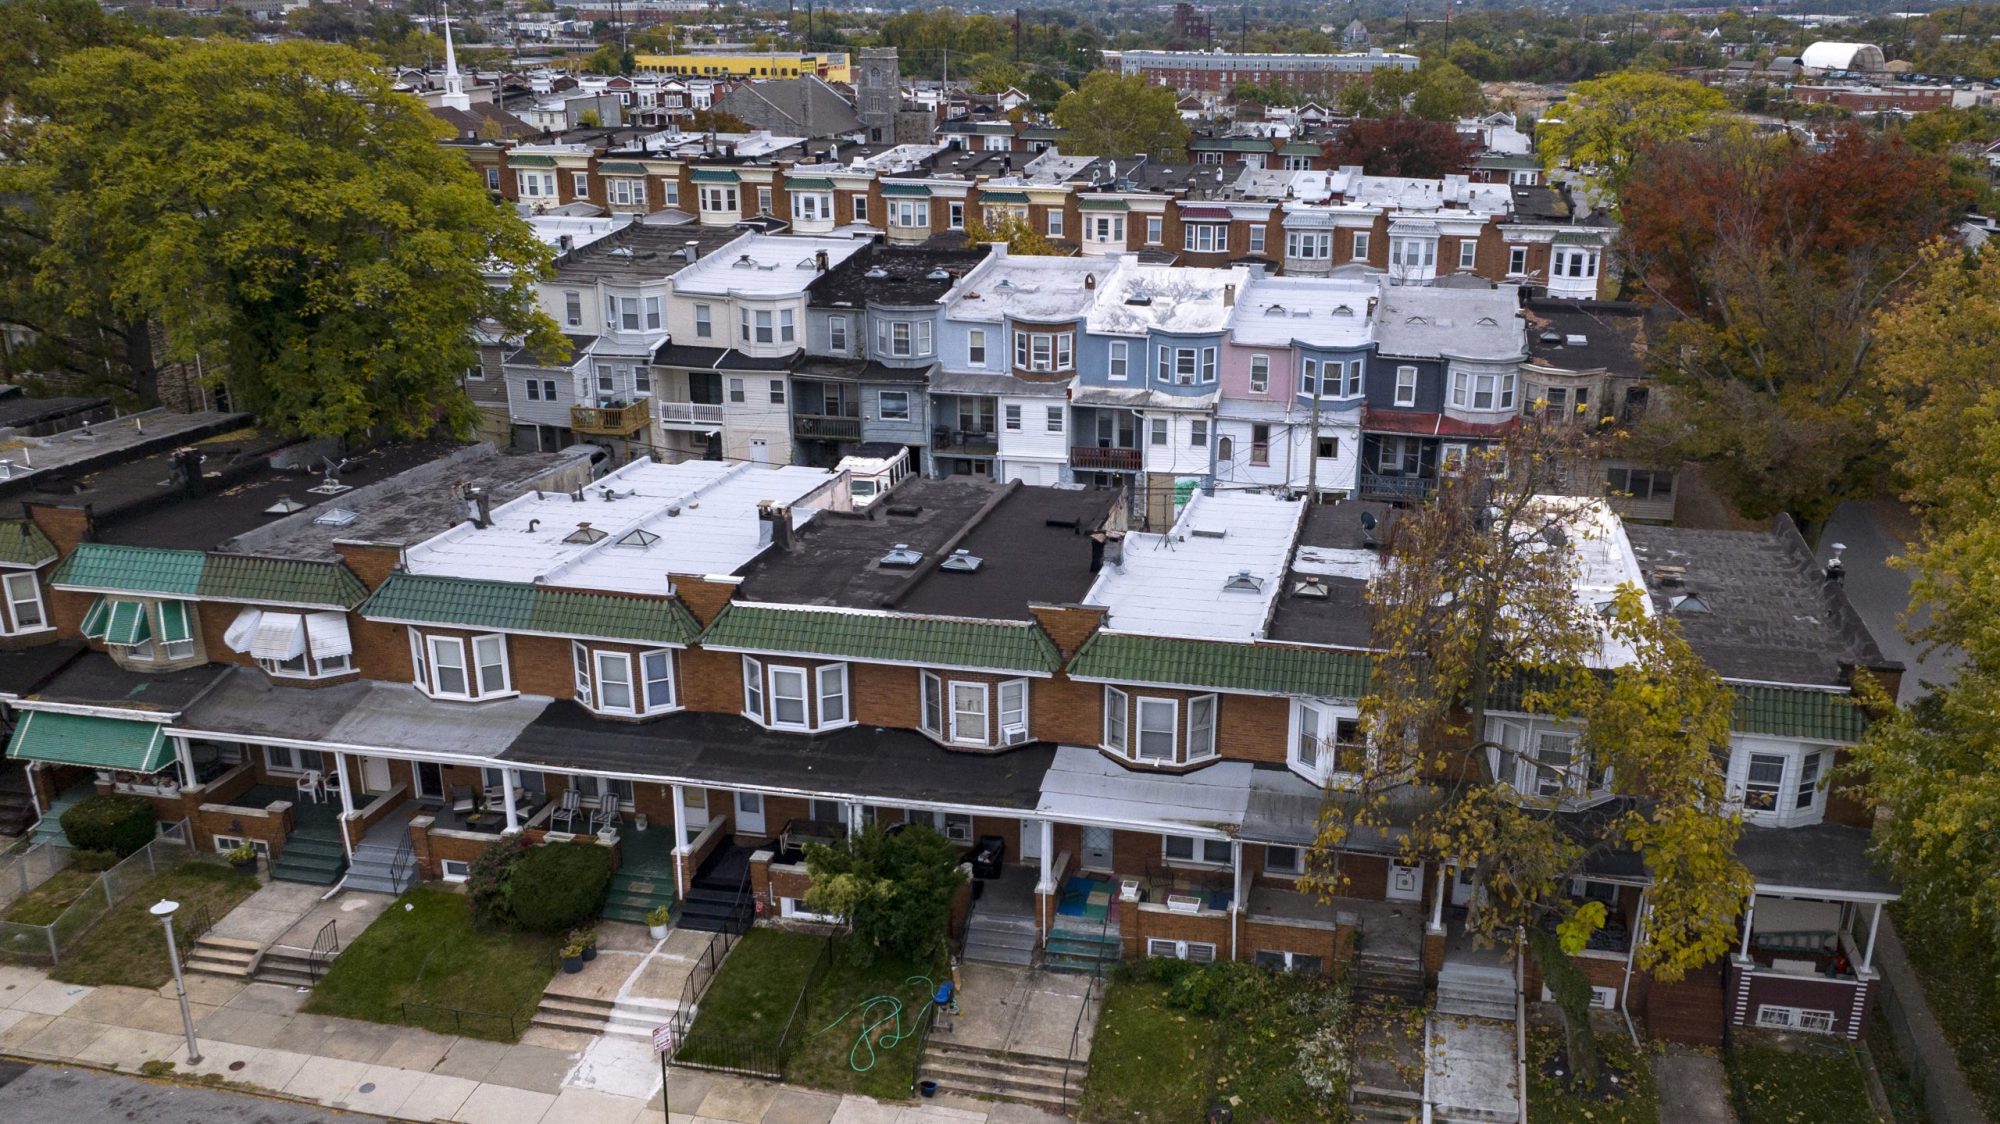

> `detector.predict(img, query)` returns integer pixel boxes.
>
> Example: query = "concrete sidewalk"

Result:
[0,961,1063,1123]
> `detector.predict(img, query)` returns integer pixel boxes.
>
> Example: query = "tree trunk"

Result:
[121,319,160,408]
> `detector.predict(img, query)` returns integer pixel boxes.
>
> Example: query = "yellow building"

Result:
[631,52,851,83]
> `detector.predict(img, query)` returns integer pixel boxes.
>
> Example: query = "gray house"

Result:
[796,242,990,469]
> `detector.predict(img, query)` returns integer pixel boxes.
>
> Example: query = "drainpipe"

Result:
[1618,889,1646,1048]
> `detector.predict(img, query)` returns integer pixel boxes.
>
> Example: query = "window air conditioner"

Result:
[1002,724,1029,746]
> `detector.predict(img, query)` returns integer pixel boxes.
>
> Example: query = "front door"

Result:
[734,792,766,836]
[415,762,443,801]
[1020,818,1043,862]
[361,756,393,795]
[1081,826,1113,871]
[1387,861,1425,902]
[1451,867,1481,907]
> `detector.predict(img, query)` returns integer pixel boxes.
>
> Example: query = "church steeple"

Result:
[440,2,471,111]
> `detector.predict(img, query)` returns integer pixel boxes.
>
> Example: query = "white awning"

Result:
[1036,745,1251,837]
[222,608,264,654]
[304,611,353,660]
[249,612,307,661]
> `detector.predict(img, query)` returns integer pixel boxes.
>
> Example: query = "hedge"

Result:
[59,794,158,857]
[507,842,612,933]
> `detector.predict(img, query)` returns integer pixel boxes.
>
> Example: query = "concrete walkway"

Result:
[0,961,1063,1123]
[1653,1047,1736,1124]
[207,881,393,954]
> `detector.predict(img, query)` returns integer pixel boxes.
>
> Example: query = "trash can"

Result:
[919,1080,939,1098]
[971,835,1006,880]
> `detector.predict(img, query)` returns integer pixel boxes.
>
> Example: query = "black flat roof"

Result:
[1266,501,1388,649]
[0,392,108,430]
[501,706,1055,810]
[1737,823,1896,898]
[895,484,1118,621]
[1524,300,1647,380]
[734,477,998,610]
[1625,518,1894,688]
[30,652,229,714]
[0,641,85,699]
[808,243,988,310]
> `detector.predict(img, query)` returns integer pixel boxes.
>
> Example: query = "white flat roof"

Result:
[401,458,841,594]
[1085,489,1307,640]
[1227,275,1378,347]
[1087,263,1252,336]
[944,253,1118,324]
[670,234,869,297]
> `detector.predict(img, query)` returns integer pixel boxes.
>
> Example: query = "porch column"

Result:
[1229,841,1244,961]
[1861,901,1883,975]
[173,737,196,790]
[1035,819,1055,893]
[22,763,38,815]
[670,783,689,853]
[500,768,521,834]
[332,753,356,819]
[847,802,864,836]
[1737,891,1757,961]
[1428,864,1447,934]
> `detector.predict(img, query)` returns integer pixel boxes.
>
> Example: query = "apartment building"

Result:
[0,432,1890,1045]
[1119,48,1420,96]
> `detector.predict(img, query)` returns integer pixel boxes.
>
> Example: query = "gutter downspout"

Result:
[1618,889,1647,1048]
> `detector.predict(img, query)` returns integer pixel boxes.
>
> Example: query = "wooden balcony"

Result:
[570,398,651,437]
[1357,472,1435,503]
[1071,445,1143,472]
[655,400,726,428]
[794,413,863,442]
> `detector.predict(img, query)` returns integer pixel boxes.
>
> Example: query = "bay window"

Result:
[1012,331,1073,372]
[1135,698,1177,761]
[1286,230,1331,260]
[792,192,833,223]
[742,659,850,731]
[1183,223,1226,253]
[597,650,634,711]
[951,682,988,745]
[770,666,809,727]
[413,632,512,701]
[231,608,351,679]
[1291,700,1367,781]
[1103,686,1128,753]
[1450,369,1517,411]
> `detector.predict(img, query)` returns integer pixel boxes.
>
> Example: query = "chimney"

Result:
[685,240,700,261]
[1825,542,1847,582]
[171,447,205,497]
[759,500,796,551]
[815,249,830,272]
[1223,282,1236,307]
[1084,273,1095,290]
[467,485,493,528]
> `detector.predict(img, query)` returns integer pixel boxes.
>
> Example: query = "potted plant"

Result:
[224,843,259,874]
[646,906,671,941]
[560,941,585,974]
[571,927,599,962]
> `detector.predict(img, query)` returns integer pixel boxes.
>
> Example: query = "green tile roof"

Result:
[1065,632,1372,699]
[691,168,740,183]
[7,710,171,772]
[978,190,1030,204]
[0,524,56,568]
[881,181,931,197]
[786,176,835,190]
[362,572,700,647]
[700,603,1060,674]
[1078,196,1129,211]
[1732,685,1868,742]
[51,544,368,609]
[597,161,650,174]
[508,154,558,167]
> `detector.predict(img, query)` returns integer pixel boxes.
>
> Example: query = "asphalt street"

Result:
[0,1060,386,1123]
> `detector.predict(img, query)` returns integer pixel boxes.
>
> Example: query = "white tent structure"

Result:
[1800,42,1887,73]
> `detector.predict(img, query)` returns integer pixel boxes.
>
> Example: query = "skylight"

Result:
[563,522,609,544]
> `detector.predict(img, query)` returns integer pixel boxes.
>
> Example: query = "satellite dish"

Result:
[1359,511,1377,531]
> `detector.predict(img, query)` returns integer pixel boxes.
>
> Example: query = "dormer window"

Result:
[82,596,201,667]
[1102,687,1219,767]
[410,630,512,701]
[225,608,355,681]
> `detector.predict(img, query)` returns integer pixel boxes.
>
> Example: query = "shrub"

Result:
[72,848,118,872]
[59,795,157,857]
[506,842,612,932]
[467,835,532,929]
[803,823,966,966]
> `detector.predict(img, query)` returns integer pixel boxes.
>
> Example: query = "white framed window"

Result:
[852,194,869,223]
[1046,209,1064,238]
[564,291,582,327]
[780,309,796,344]
[1390,237,1436,270]
[968,329,987,366]
[768,665,810,728]
[440,858,471,883]
[573,643,594,706]
[743,656,765,721]
[610,177,648,207]
[1458,240,1478,270]
[517,170,556,198]
[1201,347,1217,383]
[213,835,271,858]
[596,650,635,713]
[1744,751,1786,811]
[757,186,773,214]
[1351,231,1371,260]
[1183,224,1225,253]
[1249,354,1269,393]
[921,672,944,738]
[577,169,596,195]
[484,166,501,191]
[1555,248,1600,279]
[699,185,738,214]
[1162,835,1231,865]
[1795,750,1825,810]
[645,297,662,330]
[1150,418,1168,445]
[1108,340,1128,380]
[1103,686,1128,753]
[879,391,910,421]
[949,201,965,229]
[769,379,786,404]
[829,315,848,352]
[1187,694,1217,760]
[1255,950,1323,972]
[998,678,1028,745]
[415,633,510,700]
[1508,245,1528,276]
[473,635,507,696]
[792,192,832,223]
[1088,214,1125,243]
[1249,224,1266,253]
[1173,348,1197,384]
[816,663,850,727]
[1755,1005,1838,1034]
[1286,230,1330,260]
[1395,366,1418,407]
[950,681,989,745]
[1146,215,1164,244]
[1190,420,1208,447]
[1004,404,1022,431]
[1450,370,1517,411]
[1148,937,1218,962]
[694,304,712,338]
[1342,359,1364,397]
[1299,358,1320,397]
[1135,698,1177,761]
[640,650,675,712]
[1047,406,1064,433]
[728,377,745,403]
[888,199,926,228]
[3,573,45,632]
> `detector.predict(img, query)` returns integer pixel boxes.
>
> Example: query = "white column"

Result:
[501,768,521,834]
[671,783,689,854]
[333,753,356,819]
[173,737,196,789]
[1035,819,1055,893]
[1428,863,1447,933]
[1229,840,1244,960]
[847,802,863,836]
[1737,892,1757,961]
[1861,901,1883,974]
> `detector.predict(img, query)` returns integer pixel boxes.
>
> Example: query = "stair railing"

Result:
[1058,888,1119,1113]
[308,919,340,985]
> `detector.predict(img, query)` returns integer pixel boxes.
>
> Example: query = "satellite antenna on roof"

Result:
[1359,509,1379,549]
[308,456,354,496]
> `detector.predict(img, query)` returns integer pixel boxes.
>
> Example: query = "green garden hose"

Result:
[810,974,936,1072]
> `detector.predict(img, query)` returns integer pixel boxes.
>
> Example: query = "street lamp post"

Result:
[150,899,202,1064]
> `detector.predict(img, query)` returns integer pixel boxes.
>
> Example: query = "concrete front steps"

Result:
[341,840,416,896]
[961,911,1037,966]
[601,863,675,926]
[1042,924,1120,974]
[530,991,682,1039]
[1350,1082,1424,1123]
[185,934,261,980]
[1434,962,1517,1022]
[917,1039,1080,1114]
[268,831,346,887]
[253,946,321,989]
[27,787,90,848]
[1352,953,1427,1007]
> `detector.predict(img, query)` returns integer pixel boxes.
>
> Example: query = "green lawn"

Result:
[304,886,560,1042]
[51,862,259,988]
[1526,1023,1661,1124]
[1727,1036,1877,1124]
[1896,906,2000,1117]
[5,867,102,926]
[1078,979,1212,1122]
[1081,962,1351,1124]
[676,927,940,1098]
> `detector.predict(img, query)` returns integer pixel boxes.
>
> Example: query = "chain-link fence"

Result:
[0,820,193,965]
[0,843,75,915]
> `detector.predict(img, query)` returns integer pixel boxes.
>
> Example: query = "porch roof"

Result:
[1037,745,1250,838]
[1737,823,1896,900]
[498,705,1055,812]
[170,667,549,762]
[7,710,171,773]
[0,640,84,701]
[24,651,229,715]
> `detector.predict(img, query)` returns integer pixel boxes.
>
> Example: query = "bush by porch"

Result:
[1080,959,1354,1123]
[304,886,560,1042]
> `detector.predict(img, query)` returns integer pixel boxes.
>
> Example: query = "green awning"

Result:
[158,600,191,645]
[1552,231,1601,245]
[80,597,110,640]
[881,181,931,197]
[597,161,650,175]
[7,711,171,773]
[786,176,835,191]
[1078,196,1129,211]
[978,191,1029,205]
[102,599,151,647]
[508,154,558,168]
[691,168,740,184]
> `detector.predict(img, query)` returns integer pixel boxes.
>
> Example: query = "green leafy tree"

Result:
[581,42,635,75]
[1303,421,1747,1090]
[1337,58,1483,123]
[0,38,562,436]
[0,0,138,103]
[962,212,1063,256]
[1535,72,1728,200]
[1052,70,1188,160]
[803,824,966,966]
